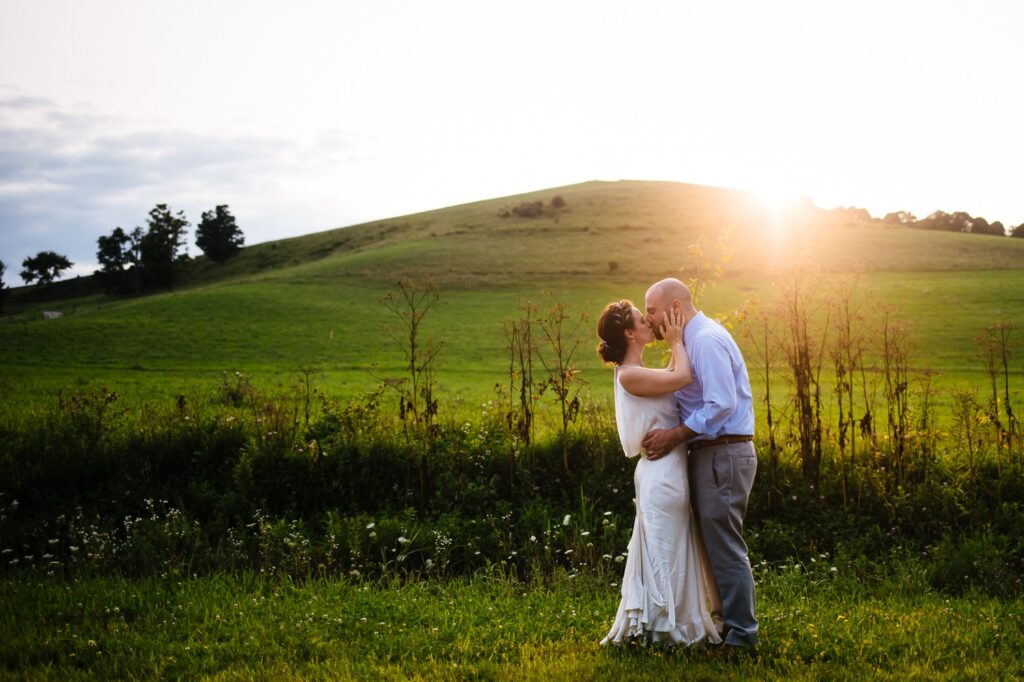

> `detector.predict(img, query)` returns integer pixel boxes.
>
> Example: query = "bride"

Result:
[596,300,722,646]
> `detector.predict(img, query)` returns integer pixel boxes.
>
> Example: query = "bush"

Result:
[1,381,1024,586]
[512,201,544,218]
[925,529,1023,596]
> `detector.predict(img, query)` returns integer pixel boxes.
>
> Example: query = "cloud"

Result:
[0,96,363,283]
[0,95,57,110]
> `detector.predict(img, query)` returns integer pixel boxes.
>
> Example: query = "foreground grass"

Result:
[2,566,1022,680]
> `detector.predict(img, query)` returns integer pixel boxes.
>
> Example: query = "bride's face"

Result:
[629,306,655,346]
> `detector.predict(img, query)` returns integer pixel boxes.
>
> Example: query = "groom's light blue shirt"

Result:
[674,312,755,440]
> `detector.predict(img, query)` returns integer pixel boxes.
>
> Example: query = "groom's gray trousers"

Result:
[689,440,759,646]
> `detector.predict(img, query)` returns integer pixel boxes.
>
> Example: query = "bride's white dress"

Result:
[601,369,723,646]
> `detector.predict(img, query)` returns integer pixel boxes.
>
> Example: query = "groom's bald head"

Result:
[644,278,696,339]
[647,278,692,307]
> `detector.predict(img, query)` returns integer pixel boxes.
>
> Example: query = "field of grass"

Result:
[3,565,1022,680]
[2,181,1022,439]
[3,181,1024,680]
[2,268,1020,419]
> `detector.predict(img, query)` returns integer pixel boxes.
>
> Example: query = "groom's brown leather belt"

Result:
[688,434,754,451]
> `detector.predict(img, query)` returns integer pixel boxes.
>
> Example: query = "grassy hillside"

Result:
[167,179,1024,286]
[2,180,1022,408]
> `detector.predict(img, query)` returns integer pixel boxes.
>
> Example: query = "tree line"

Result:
[6,203,244,297]
[877,208,1023,237]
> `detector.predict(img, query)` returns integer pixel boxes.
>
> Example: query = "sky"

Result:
[1,0,1022,282]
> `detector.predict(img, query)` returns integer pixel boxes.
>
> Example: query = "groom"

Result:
[641,277,759,653]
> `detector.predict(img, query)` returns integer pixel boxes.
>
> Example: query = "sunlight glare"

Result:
[748,183,812,265]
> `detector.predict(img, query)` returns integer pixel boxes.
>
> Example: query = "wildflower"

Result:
[603,511,612,516]
[369,532,377,538]
[397,536,409,545]
[563,515,571,526]
[530,535,537,542]
[366,522,375,530]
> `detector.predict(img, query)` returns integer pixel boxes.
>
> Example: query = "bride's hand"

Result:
[659,309,685,345]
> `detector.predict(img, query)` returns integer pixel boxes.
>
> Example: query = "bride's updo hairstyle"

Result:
[597,299,634,365]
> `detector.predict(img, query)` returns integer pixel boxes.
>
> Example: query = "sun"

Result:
[751,182,804,215]
[744,182,815,264]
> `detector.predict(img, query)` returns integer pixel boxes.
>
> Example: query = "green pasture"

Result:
[2,179,1022,420]
[2,566,1021,680]
[3,267,1021,411]
[3,181,1024,681]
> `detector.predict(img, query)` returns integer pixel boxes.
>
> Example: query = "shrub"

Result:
[926,529,1022,596]
[512,201,544,218]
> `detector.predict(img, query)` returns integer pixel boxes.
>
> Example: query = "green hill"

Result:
[2,179,1022,407]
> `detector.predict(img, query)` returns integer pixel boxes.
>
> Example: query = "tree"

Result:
[882,210,916,225]
[96,226,142,294]
[831,206,874,223]
[195,205,245,263]
[915,210,973,233]
[0,259,7,313]
[538,300,587,476]
[140,204,189,290]
[20,250,72,286]
[1012,223,1024,239]
[970,218,1006,237]
[950,211,973,233]
[378,279,444,503]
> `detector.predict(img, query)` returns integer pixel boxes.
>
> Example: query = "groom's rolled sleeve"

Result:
[683,336,738,438]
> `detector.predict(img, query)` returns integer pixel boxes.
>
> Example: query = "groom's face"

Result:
[644,294,669,341]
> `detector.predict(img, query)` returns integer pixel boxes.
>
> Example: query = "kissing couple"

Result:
[597,277,758,657]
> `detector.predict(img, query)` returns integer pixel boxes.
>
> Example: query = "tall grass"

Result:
[1,367,1021,595]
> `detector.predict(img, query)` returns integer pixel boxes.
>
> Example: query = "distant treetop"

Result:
[195,205,245,264]
[20,251,73,286]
